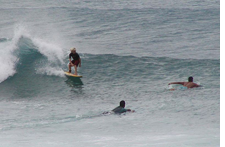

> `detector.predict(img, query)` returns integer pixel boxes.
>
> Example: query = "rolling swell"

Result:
[0,47,219,99]
[82,54,219,81]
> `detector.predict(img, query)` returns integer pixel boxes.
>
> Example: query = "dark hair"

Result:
[188,77,193,82]
[120,100,125,108]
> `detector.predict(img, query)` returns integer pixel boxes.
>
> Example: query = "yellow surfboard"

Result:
[64,71,82,78]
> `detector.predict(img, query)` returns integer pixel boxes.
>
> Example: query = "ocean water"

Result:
[0,0,220,147]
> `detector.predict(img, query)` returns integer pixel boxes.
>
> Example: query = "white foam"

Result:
[32,38,65,64]
[0,25,22,83]
[36,66,65,77]
[0,23,66,82]
[0,45,18,83]
[31,37,66,77]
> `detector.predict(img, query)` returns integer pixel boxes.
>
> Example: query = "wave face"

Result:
[0,51,220,146]
[0,24,66,83]
[0,0,219,146]
[0,49,219,97]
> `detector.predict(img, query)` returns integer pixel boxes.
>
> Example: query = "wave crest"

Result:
[0,24,65,83]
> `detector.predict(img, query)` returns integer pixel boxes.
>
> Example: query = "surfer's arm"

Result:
[126,109,135,112]
[79,58,81,67]
[69,53,73,65]
[168,82,185,85]
[193,83,200,87]
[69,58,74,66]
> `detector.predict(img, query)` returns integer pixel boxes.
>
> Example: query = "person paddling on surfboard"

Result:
[112,100,135,114]
[68,47,81,75]
[168,76,199,88]
[102,100,135,115]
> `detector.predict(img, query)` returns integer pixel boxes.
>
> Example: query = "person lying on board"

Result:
[68,47,81,75]
[168,76,199,88]
[112,100,135,114]
[103,100,135,115]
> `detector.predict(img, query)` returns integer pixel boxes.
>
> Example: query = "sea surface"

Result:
[0,0,220,147]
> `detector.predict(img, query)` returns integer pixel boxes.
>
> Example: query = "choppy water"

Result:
[0,0,220,146]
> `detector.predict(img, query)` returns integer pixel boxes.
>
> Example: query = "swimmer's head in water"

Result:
[188,76,193,82]
[120,100,125,108]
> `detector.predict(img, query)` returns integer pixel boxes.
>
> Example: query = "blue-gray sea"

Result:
[0,0,220,147]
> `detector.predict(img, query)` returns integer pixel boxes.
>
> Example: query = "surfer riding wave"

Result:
[68,48,81,75]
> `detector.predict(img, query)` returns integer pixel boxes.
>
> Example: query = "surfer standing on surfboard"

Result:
[168,76,199,88]
[68,48,81,75]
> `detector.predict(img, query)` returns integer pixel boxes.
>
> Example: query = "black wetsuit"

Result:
[112,106,127,114]
[69,53,80,61]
